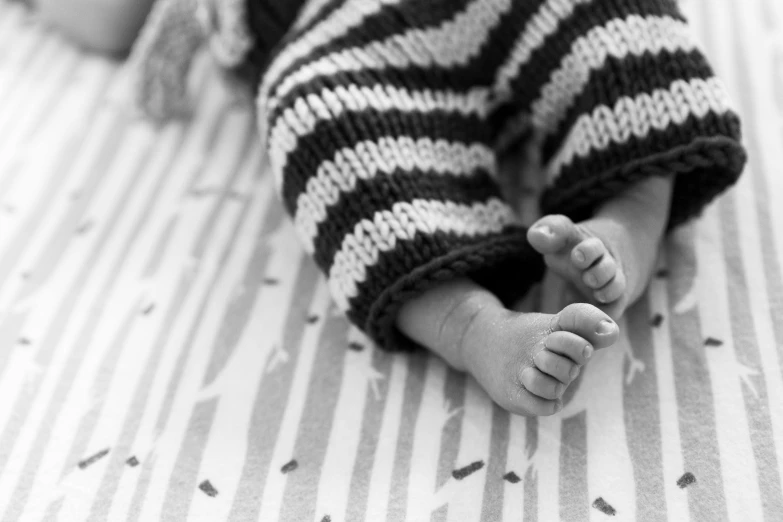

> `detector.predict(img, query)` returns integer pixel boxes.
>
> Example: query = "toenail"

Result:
[573,249,585,263]
[536,225,552,236]
[570,366,580,379]
[555,383,564,397]
[555,400,563,413]
[596,320,616,335]
[583,345,594,359]
[586,274,597,287]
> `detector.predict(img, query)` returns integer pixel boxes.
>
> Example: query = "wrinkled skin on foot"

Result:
[459,303,618,416]
[396,279,619,417]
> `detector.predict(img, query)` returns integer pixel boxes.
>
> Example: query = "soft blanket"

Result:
[0,0,782,520]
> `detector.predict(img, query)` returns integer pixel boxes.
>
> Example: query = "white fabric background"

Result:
[0,0,782,520]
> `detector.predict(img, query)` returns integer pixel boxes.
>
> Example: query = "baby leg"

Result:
[396,278,619,416]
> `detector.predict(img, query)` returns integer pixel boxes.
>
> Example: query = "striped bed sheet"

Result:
[0,0,782,521]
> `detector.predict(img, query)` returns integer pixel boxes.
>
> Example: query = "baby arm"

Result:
[36,0,155,54]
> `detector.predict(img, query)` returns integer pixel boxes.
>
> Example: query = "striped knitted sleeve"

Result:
[254,0,545,350]
[499,0,747,228]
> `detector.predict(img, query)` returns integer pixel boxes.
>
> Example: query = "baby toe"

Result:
[545,331,594,365]
[594,270,626,304]
[503,389,562,417]
[552,303,619,349]
[527,214,578,255]
[520,367,564,400]
[571,237,605,270]
[534,349,580,384]
[583,255,617,289]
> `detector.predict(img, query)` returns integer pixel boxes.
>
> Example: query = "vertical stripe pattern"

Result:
[0,1,780,520]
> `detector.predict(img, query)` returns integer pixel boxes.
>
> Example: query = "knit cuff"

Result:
[539,81,746,228]
[527,0,747,227]
[262,81,545,350]
[280,134,546,352]
[354,227,545,352]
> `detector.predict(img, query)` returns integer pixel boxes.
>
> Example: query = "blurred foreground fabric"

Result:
[1,0,783,520]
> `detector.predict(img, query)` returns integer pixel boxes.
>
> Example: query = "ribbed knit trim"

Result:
[245,0,748,351]
[360,229,545,351]
[326,199,520,312]
[541,133,747,229]
[541,49,716,162]
[546,78,737,177]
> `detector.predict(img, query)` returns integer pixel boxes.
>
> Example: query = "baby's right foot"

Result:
[396,280,619,416]
[462,303,618,415]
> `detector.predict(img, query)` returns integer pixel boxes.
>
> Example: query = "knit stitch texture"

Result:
[244,0,746,350]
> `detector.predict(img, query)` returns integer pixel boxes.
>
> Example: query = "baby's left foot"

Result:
[527,176,673,319]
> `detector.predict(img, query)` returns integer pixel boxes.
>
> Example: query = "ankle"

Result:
[594,175,673,237]
[395,278,503,373]
[441,288,502,373]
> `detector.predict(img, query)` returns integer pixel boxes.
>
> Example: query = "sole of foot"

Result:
[462,302,619,416]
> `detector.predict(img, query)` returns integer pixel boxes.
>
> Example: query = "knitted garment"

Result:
[245,0,747,351]
[239,0,307,86]
[129,0,255,121]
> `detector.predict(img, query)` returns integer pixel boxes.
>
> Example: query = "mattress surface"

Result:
[1,1,783,520]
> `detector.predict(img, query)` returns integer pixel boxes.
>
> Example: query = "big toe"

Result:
[551,303,619,349]
[527,214,580,255]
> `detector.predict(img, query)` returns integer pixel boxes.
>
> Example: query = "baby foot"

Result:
[526,213,661,319]
[461,303,619,416]
[527,177,671,320]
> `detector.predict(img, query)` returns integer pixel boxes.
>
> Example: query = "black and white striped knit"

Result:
[242,0,747,351]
